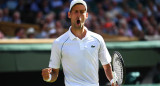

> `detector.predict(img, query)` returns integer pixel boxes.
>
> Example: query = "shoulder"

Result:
[88,31,104,41]
[53,31,69,45]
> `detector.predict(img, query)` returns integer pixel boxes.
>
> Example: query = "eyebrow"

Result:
[73,9,86,12]
[75,10,85,11]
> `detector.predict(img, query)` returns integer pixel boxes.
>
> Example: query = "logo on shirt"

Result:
[91,45,95,48]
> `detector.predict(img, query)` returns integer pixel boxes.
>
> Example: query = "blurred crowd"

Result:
[0,0,160,40]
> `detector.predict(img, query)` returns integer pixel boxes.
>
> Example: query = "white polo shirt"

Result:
[49,26,111,86]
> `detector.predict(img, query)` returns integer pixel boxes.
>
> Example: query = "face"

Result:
[68,4,88,29]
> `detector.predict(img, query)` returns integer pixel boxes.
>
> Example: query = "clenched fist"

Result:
[42,68,52,81]
[111,82,118,86]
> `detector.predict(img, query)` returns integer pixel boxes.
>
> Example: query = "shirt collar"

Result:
[68,26,90,40]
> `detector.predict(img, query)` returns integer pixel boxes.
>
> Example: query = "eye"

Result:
[80,11,85,14]
[75,10,78,13]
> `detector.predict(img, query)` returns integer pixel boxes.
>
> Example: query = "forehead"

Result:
[71,4,86,11]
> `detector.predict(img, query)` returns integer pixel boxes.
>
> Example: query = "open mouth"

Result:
[77,20,80,25]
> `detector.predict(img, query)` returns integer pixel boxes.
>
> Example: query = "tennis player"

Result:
[42,0,117,86]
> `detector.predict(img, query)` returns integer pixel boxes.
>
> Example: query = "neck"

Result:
[71,26,86,39]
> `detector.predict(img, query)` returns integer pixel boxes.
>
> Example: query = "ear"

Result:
[68,12,71,19]
[86,12,88,19]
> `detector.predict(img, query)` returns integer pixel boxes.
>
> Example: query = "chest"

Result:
[61,38,100,62]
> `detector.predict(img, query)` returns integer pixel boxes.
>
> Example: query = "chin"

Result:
[74,25,82,29]
[75,27,81,29]
[77,26,83,29]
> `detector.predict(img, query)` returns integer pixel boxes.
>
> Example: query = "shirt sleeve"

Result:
[48,41,61,68]
[98,36,111,65]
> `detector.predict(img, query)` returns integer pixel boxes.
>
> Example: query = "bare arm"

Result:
[103,63,113,81]
[42,68,59,83]
[103,63,118,86]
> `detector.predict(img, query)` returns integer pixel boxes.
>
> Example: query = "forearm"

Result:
[103,63,113,81]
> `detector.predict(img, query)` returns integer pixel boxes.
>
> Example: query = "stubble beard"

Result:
[73,22,83,30]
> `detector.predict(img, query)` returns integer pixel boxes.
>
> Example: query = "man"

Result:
[42,0,117,86]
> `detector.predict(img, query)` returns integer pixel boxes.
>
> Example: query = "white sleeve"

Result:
[98,36,111,65]
[48,41,61,68]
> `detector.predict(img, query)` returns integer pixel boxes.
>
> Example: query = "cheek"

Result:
[71,18,76,24]
[82,15,87,22]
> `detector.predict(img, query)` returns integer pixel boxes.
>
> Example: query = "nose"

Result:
[77,11,81,17]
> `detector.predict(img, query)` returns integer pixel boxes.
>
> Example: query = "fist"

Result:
[42,68,52,81]
[111,82,118,86]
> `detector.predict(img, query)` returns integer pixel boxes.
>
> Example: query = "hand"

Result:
[42,68,52,81]
[111,71,118,86]
[111,82,118,86]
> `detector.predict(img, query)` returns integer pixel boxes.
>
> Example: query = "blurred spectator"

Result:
[155,0,160,5]
[97,3,106,26]
[145,25,156,36]
[144,23,160,40]
[85,19,92,31]
[111,1,123,14]
[6,0,18,10]
[101,0,110,11]
[53,0,63,14]
[136,3,144,18]
[16,0,26,12]
[12,11,21,24]
[146,1,158,17]
[45,12,56,30]
[103,15,118,35]
[50,0,63,10]
[26,27,36,38]
[155,4,160,23]
[121,3,130,19]
[14,27,26,39]
[0,0,6,9]
[118,21,133,37]
[148,15,158,29]
[35,11,44,24]
[40,0,50,14]
[0,30,5,39]
[141,8,150,23]
[132,26,145,40]
[118,27,125,36]
[59,11,70,29]
[0,9,3,22]
[2,8,11,22]
[93,22,102,35]
[62,1,70,13]
[113,0,123,4]
[116,13,133,37]
[105,3,119,20]
[36,23,49,38]
[158,24,160,35]
[89,12,99,31]
[55,21,64,36]
[128,9,143,31]
[105,22,118,35]
[48,29,57,38]
[30,0,40,12]
[0,0,160,40]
